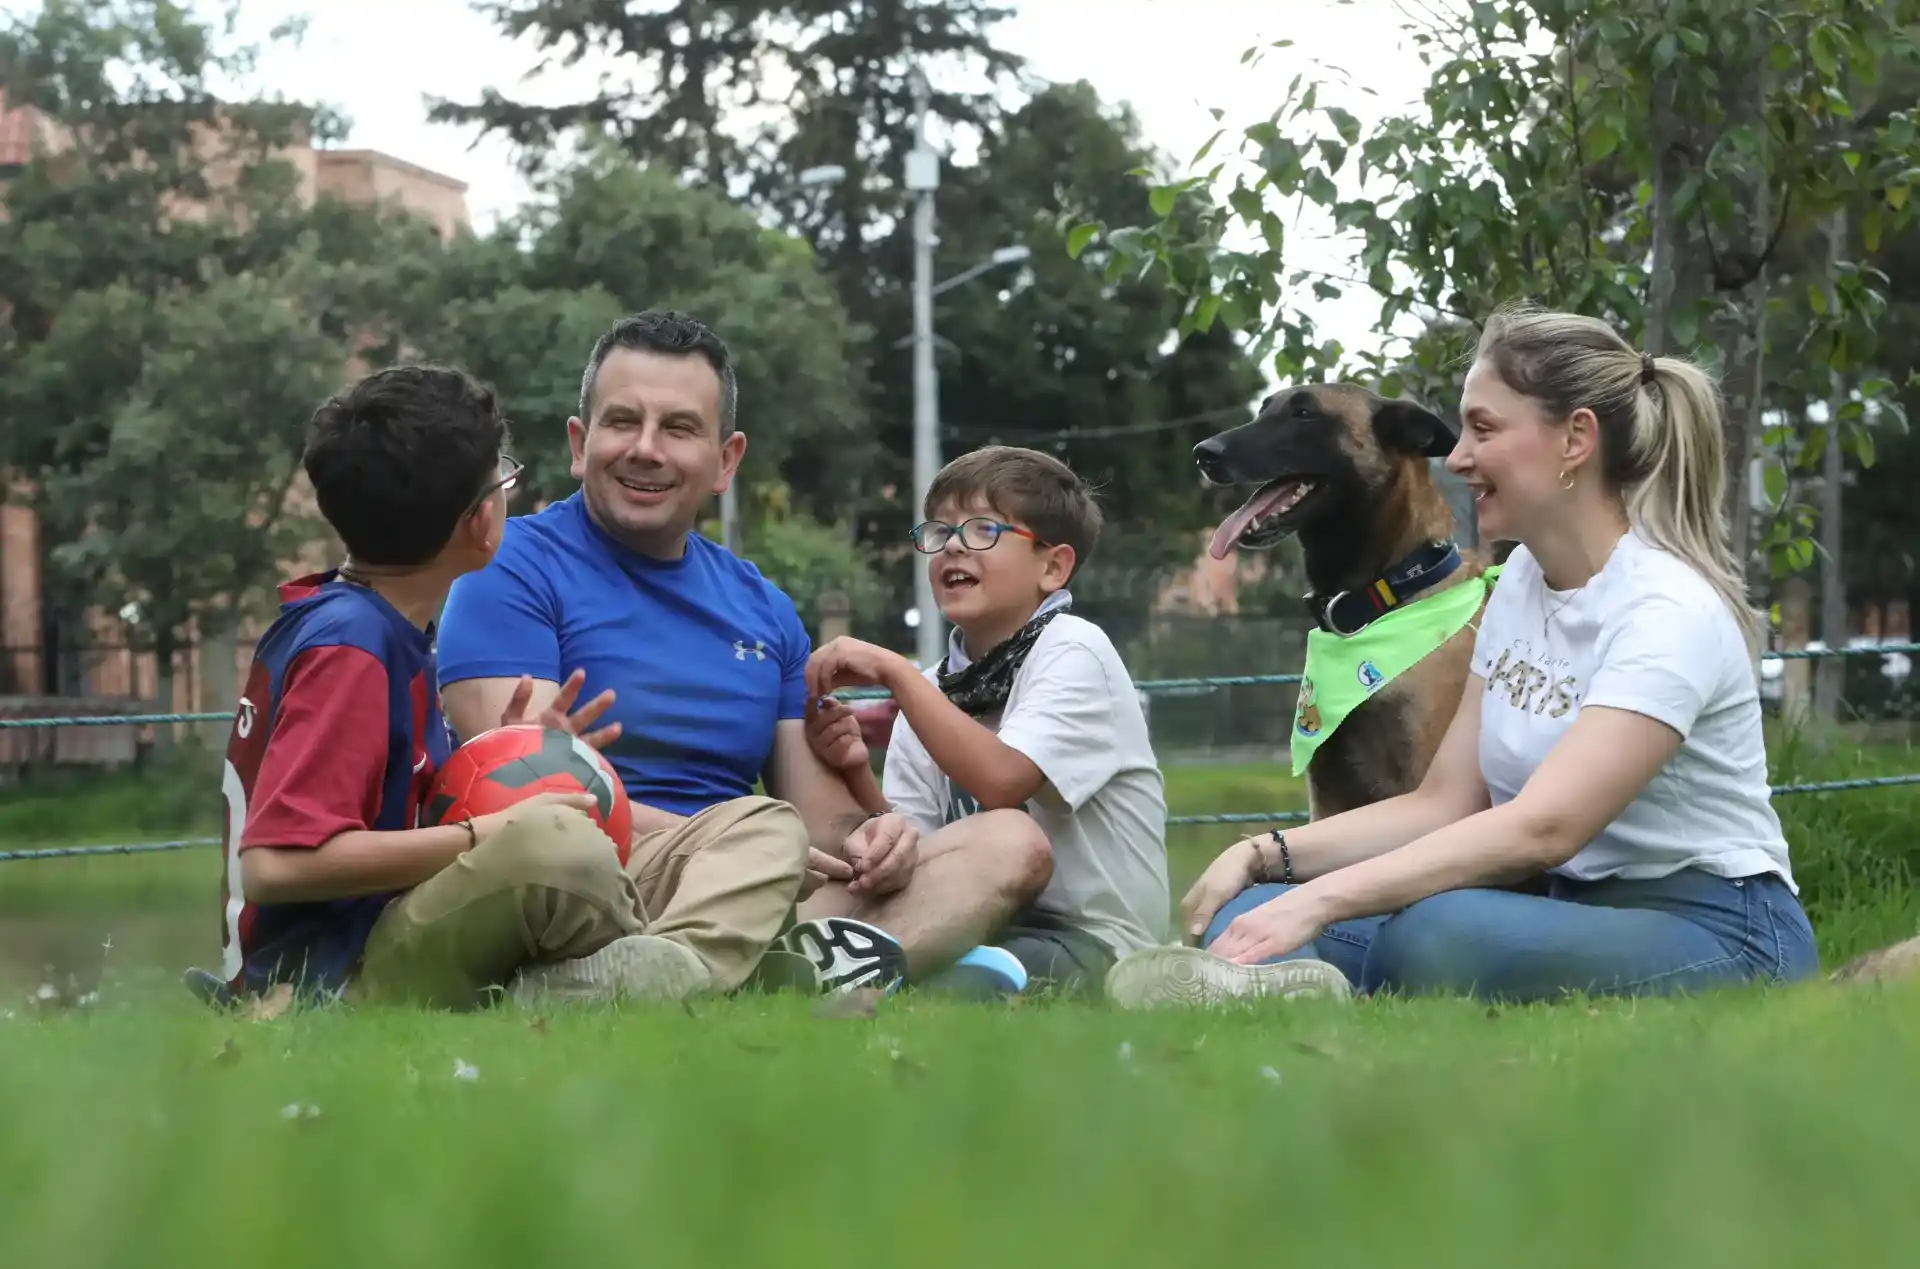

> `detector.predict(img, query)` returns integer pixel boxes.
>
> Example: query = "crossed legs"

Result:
[350,796,810,1009]
[794,808,1053,983]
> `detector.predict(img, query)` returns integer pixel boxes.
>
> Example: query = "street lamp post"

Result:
[901,85,1032,668]
[907,70,944,670]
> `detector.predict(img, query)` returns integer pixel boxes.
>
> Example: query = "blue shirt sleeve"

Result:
[436,531,562,690]
[774,590,813,721]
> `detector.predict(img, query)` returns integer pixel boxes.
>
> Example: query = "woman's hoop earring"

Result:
[1559,469,1575,492]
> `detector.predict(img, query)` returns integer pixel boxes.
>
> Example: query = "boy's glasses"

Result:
[466,454,524,517]
[910,517,1050,553]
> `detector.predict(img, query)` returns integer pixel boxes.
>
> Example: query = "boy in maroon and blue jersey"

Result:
[218,568,453,995]
[215,362,578,1001]
[210,362,811,1011]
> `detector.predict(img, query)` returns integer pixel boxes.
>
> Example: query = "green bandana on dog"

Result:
[1290,566,1501,776]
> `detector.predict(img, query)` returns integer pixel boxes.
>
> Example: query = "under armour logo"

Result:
[734,640,768,661]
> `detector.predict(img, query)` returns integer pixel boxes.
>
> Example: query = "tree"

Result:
[429,0,1026,546]
[427,0,1024,323]
[435,5,1270,627]
[736,487,891,636]
[921,82,1269,612]
[0,0,333,472]
[1076,0,1920,587]
[43,254,353,708]
[403,151,874,522]
[1837,134,1920,697]
[381,149,894,637]
[0,0,438,696]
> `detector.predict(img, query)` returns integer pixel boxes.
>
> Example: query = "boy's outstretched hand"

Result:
[805,636,913,700]
[499,668,621,750]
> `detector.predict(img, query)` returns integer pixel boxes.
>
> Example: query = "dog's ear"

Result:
[1373,398,1458,459]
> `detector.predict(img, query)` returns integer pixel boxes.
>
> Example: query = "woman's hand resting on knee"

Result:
[1181,839,1263,942]
[1208,890,1329,964]
[1180,834,1340,962]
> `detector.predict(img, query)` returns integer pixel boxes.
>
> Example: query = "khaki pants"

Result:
[348,795,809,1009]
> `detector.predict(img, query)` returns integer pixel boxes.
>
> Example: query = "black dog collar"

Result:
[1307,540,1464,637]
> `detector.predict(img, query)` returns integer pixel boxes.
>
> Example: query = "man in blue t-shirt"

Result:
[439,311,1037,994]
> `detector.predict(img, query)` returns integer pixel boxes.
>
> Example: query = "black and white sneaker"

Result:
[777,917,908,995]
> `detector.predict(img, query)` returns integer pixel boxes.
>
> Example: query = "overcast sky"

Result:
[8,0,1441,360]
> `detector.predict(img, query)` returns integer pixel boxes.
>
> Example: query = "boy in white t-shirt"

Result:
[799,446,1171,996]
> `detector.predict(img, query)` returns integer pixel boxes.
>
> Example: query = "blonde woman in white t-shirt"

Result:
[1107,301,1820,1008]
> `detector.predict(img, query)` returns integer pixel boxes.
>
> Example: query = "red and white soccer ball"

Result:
[425,724,632,864]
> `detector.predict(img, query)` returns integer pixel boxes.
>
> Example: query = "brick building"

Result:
[0,92,470,741]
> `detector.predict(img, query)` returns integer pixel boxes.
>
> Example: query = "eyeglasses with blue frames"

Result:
[465,454,524,517]
[909,517,1052,553]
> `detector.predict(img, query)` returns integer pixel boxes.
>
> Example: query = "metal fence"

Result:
[2,643,1918,864]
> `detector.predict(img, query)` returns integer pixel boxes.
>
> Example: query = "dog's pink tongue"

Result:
[1208,482,1293,560]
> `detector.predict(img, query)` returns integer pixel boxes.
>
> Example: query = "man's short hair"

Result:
[578,310,739,434]
[924,446,1103,580]
[304,363,508,568]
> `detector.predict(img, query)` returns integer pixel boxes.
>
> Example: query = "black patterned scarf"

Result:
[937,594,1072,717]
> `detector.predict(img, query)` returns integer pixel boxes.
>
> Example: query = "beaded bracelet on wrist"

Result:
[1254,828,1294,885]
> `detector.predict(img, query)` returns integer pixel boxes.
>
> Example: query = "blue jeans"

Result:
[1202,867,1820,1004]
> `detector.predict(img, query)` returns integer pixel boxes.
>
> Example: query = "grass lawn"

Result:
[1,737,1919,1264]
[3,977,1920,1266]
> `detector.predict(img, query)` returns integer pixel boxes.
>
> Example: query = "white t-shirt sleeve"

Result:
[994,638,1124,812]
[1582,595,1726,739]
[880,712,947,836]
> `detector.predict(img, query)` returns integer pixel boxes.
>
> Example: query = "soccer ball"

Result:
[425,724,632,864]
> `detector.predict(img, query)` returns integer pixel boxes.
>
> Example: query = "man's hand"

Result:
[805,637,914,701]
[500,668,620,749]
[843,812,919,898]
[801,847,855,900]
[803,696,870,773]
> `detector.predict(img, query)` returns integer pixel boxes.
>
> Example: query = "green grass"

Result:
[2,736,1919,1265]
[2,981,1919,1266]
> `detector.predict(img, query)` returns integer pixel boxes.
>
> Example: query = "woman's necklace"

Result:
[1540,583,1575,640]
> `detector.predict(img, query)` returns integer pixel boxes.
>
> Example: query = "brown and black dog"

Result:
[1195,383,1489,821]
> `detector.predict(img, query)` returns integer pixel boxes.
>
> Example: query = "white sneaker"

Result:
[508,934,712,1007]
[1104,946,1353,1010]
